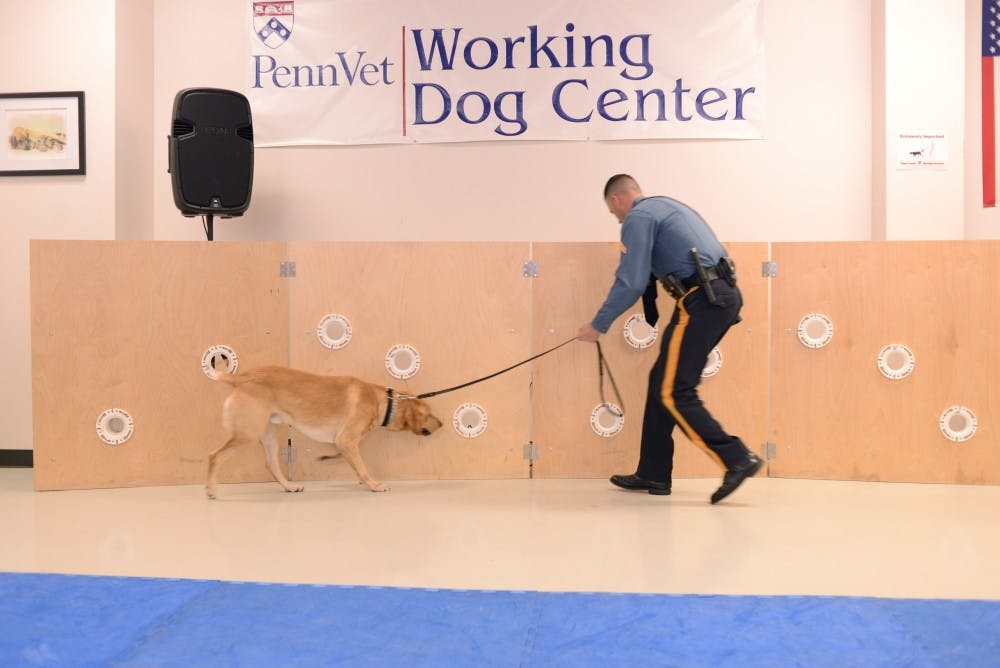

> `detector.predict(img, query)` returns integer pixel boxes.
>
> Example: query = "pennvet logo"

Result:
[253,1,294,49]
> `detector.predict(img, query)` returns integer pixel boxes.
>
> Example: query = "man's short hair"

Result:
[603,174,640,199]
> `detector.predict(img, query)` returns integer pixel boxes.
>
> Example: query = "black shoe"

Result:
[710,454,762,504]
[610,473,671,495]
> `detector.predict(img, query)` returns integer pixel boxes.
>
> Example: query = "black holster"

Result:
[689,248,719,305]
[662,274,687,300]
[717,257,737,286]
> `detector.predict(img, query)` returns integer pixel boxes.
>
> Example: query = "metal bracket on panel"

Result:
[522,260,539,278]
[280,261,297,278]
[523,442,539,460]
[761,261,777,278]
[761,442,777,460]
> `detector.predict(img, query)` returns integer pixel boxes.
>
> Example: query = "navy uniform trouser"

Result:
[636,279,749,484]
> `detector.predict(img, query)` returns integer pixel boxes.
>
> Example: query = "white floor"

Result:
[2,468,998,601]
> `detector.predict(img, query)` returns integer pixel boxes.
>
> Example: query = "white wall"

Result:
[0,0,117,451]
[115,0,155,240]
[881,0,965,240]
[152,0,874,243]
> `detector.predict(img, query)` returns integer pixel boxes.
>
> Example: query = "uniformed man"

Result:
[577,174,762,504]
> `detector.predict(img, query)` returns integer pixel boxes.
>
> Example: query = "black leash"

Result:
[596,341,625,417]
[416,337,577,400]
[415,337,624,416]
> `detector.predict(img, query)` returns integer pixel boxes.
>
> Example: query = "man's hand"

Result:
[577,322,602,342]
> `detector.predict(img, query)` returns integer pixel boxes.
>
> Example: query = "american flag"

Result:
[982,0,1000,206]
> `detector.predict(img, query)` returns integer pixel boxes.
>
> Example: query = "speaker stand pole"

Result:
[205,214,214,241]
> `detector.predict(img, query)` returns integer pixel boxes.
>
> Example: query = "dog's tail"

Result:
[207,366,240,384]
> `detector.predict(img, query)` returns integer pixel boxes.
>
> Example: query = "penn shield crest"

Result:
[253,1,294,49]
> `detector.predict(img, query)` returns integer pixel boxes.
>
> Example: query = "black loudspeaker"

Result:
[168,88,254,220]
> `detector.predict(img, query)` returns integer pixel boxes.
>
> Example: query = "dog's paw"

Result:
[285,485,304,494]
[205,486,217,500]
[368,483,391,492]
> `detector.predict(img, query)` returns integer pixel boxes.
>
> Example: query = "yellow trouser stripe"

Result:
[661,288,725,469]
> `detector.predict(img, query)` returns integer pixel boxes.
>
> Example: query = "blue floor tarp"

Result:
[1,573,997,667]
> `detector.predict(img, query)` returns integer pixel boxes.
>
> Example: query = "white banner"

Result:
[248,0,764,146]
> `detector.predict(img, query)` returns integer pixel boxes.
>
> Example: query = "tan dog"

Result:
[206,366,443,499]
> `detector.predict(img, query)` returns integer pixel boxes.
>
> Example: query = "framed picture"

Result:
[0,91,85,176]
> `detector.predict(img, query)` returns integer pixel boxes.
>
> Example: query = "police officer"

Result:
[577,174,761,504]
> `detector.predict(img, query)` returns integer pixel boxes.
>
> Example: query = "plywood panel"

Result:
[287,242,532,481]
[531,242,769,479]
[31,241,289,490]
[770,241,1000,483]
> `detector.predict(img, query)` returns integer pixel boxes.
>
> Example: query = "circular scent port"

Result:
[797,313,834,349]
[623,314,658,349]
[317,314,352,349]
[385,344,421,380]
[96,408,134,446]
[453,403,488,438]
[702,347,724,378]
[201,345,238,378]
[939,406,978,443]
[877,344,915,380]
[590,403,624,438]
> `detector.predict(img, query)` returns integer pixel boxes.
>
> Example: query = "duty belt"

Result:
[661,255,736,302]
[662,269,719,300]
[680,266,720,290]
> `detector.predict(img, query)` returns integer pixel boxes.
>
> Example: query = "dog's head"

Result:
[394,397,443,436]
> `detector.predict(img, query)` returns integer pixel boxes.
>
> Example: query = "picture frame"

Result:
[0,91,86,176]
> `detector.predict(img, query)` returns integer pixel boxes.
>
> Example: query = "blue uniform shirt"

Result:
[591,196,727,333]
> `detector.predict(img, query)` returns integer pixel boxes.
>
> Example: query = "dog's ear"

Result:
[394,399,408,425]
[399,400,424,435]
[399,399,441,436]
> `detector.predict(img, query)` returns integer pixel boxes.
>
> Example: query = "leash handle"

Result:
[416,337,577,400]
[596,341,624,417]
